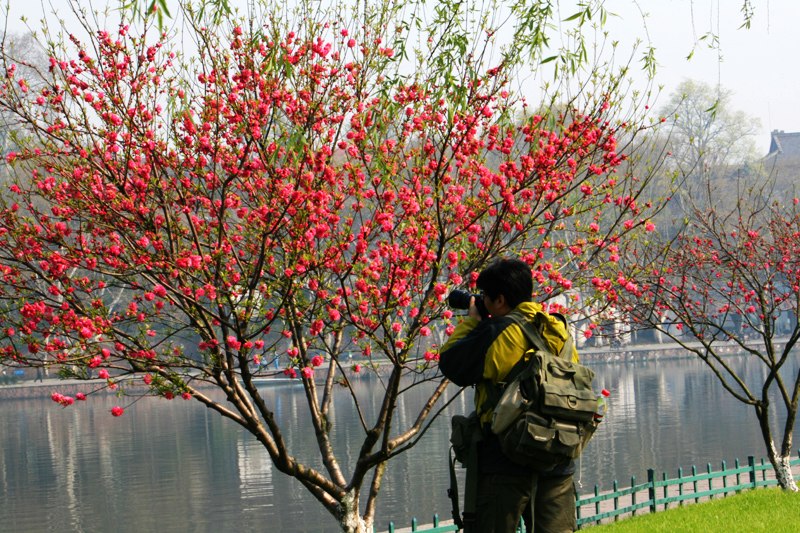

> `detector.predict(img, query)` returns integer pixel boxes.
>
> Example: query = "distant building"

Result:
[759,130,800,192]
[766,130,800,159]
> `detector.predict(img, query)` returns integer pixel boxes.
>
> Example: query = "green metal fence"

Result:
[386,514,524,533]
[388,451,800,533]
[576,452,800,528]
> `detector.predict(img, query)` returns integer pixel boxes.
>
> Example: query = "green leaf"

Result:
[157,0,172,18]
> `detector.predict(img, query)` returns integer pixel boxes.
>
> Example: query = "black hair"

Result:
[476,258,533,310]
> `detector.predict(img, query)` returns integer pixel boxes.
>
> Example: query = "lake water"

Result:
[1,354,797,532]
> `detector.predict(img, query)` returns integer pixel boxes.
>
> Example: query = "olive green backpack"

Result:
[487,312,601,471]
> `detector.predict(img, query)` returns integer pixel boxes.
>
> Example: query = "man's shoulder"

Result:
[514,300,545,318]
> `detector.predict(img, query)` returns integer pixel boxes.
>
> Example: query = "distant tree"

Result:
[656,79,761,236]
[0,32,47,160]
[661,80,759,175]
[0,0,662,530]
[618,177,800,491]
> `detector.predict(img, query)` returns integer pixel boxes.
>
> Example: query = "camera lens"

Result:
[447,289,489,318]
[447,290,472,310]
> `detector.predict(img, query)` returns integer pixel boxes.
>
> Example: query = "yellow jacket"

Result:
[439,301,578,425]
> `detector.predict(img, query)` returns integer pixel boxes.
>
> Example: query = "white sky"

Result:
[603,0,800,154]
[3,0,798,153]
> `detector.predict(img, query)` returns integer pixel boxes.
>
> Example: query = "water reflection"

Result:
[1,355,797,532]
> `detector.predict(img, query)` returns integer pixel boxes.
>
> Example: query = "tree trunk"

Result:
[338,489,373,533]
[772,448,799,492]
[755,405,798,491]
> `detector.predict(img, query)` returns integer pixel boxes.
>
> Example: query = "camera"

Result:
[447,289,489,318]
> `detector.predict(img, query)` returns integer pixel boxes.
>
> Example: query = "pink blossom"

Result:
[51,392,75,406]
[226,336,242,349]
[110,406,124,417]
[97,369,110,379]
[301,366,314,379]
[75,393,86,401]
[310,319,324,336]
[311,355,324,367]
[181,392,191,400]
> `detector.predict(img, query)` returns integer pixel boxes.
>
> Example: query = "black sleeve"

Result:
[439,317,513,387]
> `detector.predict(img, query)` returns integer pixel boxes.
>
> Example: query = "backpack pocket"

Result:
[497,412,584,470]
[540,383,596,422]
[450,412,482,465]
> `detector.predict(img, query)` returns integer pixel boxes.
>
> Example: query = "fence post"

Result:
[648,469,656,514]
[721,460,728,494]
[735,458,741,494]
[594,485,600,518]
[677,467,684,506]
[613,480,619,520]
[748,456,756,489]
[631,476,637,516]
[692,465,699,503]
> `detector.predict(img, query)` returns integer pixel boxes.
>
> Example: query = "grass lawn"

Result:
[584,488,800,532]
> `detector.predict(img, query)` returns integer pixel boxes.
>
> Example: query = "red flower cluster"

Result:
[0,16,656,412]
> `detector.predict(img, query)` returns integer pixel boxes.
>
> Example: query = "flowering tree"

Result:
[617,178,800,491]
[0,0,663,529]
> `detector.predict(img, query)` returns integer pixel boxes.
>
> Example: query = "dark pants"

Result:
[471,472,576,533]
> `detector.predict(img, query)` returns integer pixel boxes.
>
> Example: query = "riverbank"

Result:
[0,374,304,400]
[389,458,800,533]
[578,336,792,363]
[1,336,789,399]
[589,487,800,532]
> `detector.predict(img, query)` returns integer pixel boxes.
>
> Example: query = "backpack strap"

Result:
[479,312,548,418]
[448,425,480,529]
[510,311,574,360]
[479,311,575,420]
[447,447,463,529]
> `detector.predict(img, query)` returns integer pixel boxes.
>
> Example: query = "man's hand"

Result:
[468,296,482,320]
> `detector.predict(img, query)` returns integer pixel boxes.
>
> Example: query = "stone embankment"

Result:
[1,337,788,399]
[0,378,130,400]
[579,337,789,363]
